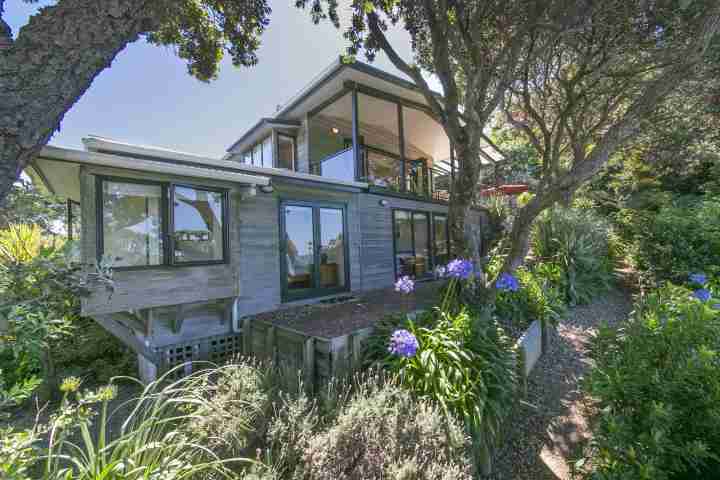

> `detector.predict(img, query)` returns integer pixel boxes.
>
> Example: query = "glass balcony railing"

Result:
[315,147,355,183]
[313,145,452,203]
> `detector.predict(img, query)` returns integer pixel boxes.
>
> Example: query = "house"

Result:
[32,58,489,380]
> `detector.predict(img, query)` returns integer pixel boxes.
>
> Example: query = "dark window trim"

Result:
[279,198,351,303]
[391,208,432,280]
[96,175,229,270]
[169,183,230,266]
[431,212,450,267]
[276,132,297,171]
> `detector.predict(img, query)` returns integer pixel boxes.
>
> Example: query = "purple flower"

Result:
[496,272,520,292]
[388,329,419,358]
[446,259,473,280]
[394,275,415,294]
[689,273,708,286]
[694,288,711,302]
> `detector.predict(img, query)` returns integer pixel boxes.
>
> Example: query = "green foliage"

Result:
[299,377,472,480]
[0,425,42,480]
[0,179,66,235]
[0,225,121,401]
[494,264,567,328]
[583,281,720,480]
[366,293,517,458]
[621,196,720,283]
[532,207,613,305]
[146,1,272,81]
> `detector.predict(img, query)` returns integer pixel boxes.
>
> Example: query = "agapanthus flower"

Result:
[388,329,419,358]
[689,272,708,286]
[434,265,447,279]
[496,272,520,292]
[694,288,711,302]
[446,259,473,280]
[394,275,415,294]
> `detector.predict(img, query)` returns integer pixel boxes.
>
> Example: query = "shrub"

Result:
[185,361,277,461]
[583,281,720,479]
[494,264,567,328]
[532,207,613,305]
[0,225,123,399]
[632,195,720,282]
[299,377,473,480]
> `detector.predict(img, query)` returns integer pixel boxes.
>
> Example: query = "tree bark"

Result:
[0,0,162,204]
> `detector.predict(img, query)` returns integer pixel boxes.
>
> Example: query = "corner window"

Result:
[98,178,228,268]
[172,185,226,263]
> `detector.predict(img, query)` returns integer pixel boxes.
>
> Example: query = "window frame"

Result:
[96,176,230,270]
[276,132,297,171]
[169,183,230,266]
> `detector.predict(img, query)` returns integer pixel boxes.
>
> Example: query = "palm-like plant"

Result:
[0,224,60,265]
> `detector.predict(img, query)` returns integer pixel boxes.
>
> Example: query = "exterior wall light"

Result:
[379,199,389,207]
[259,184,274,194]
[331,127,340,134]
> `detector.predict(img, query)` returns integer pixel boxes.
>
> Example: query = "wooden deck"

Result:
[253,280,444,338]
[246,281,445,392]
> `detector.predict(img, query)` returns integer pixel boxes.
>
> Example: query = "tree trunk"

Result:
[501,189,561,274]
[448,147,481,259]
[0,0,162,204]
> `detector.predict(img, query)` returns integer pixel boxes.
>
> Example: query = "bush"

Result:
[494,263,567,328]
[532,207,614,305]
[365,275,518,461]
[300,378,472,480]
[631,195,720,283]
[0,224,124,400]
[583,281,720,479]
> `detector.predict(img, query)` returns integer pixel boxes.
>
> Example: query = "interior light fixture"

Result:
[331,127,340,134]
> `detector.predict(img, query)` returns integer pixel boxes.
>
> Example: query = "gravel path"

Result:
[487,287,633,480]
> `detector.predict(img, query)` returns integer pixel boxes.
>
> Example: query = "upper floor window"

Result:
[98,178,228,268]
[277,133,296,170]
[242,135,273,168]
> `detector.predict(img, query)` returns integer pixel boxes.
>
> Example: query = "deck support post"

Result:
[303,337,315,394]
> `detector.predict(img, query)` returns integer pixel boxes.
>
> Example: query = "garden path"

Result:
[488,287,633,480]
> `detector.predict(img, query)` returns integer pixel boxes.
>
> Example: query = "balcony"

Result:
[308,85,454,202]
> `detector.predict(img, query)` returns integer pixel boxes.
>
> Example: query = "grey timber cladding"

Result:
[274,180,362,293]
[79,165,248,316]
[357,193,451,290]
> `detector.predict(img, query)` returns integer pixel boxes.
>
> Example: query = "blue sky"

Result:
[6,1,419,158]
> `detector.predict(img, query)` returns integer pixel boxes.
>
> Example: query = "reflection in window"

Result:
[433,214,449,266]
[261,136,273,168]
[285,205,314,290]
[172,186,225,263]
[102,181,163,267]
[252,143,262,167]
[319,208,345,288]
[366,148,402,190]
[394,210,431,279]
[277,134,295,170]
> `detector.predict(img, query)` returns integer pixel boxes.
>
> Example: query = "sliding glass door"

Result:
[281,201,348,301]
[394,210,450,279]
[393,210,431,279]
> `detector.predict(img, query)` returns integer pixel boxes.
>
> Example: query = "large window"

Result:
[172,186,226,264]
[98,178,227,268]
[393,210,451,279]
[101,181,164,267]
